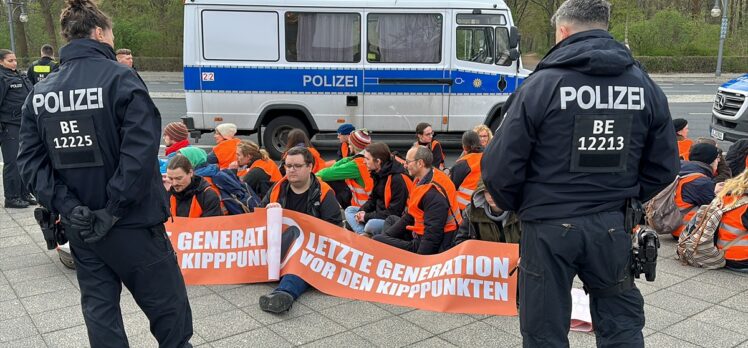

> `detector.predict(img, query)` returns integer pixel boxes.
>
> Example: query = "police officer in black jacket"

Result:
[26,44,60,85]
[17,1,193,347]
[482,0,679,346]
[0,49,35,208]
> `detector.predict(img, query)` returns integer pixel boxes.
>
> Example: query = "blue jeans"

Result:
[274,274,309,299]
[345,206,385,235]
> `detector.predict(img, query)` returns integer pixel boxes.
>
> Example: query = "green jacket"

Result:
[453,181,521,245]
[316,154,365,187]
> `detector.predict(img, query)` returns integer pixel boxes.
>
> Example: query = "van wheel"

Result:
[264,116,307,160]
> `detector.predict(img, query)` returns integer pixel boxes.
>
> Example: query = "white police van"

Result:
[711,73,748,142]
[182,0,531,158]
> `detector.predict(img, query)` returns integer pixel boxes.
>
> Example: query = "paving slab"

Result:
[663,318,748,348]
[268,312,347,345]
[440,321,522,347]
[194,308,263,342]
[301,332,374,347]
[353,316,433,347]
[319,300,393,329]
[211,327,292,347]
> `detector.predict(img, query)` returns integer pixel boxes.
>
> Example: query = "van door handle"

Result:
[378,78,453,85]
[346,96,358,106]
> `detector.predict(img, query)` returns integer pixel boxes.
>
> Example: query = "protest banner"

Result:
[165,208,519,316]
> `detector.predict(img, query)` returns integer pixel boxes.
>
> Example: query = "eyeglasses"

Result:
[284,163,309,170]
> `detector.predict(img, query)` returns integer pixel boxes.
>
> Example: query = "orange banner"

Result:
[165,209,519,316]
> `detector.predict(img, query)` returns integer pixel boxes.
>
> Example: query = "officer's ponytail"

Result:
[60,0,112,42]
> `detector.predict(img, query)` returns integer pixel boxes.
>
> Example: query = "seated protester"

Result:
[697,137,731,183]
[674,118,692,161]
[451,131,483,212]
[344,143,410,236]
[726,139,748,178]
[336,123,355,160]
[279,129,326,174]
[673,143,721,239]
[232,140,282,199]
[415,122,446,170]
[258,147,342,313]
[453,180,520,246]
[474,124,493,148]
[164,122,191,156]
[316,129,374,209]
[166,155,222,217]
[208,123,241,169]
[373,146,462,254]
[159,122,191,174]
[179,147,219,180]
[713,170,748,272]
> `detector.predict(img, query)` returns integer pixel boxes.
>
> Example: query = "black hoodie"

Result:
[359,159,409,221]
[17,39,169,228]
[482,30,679,221]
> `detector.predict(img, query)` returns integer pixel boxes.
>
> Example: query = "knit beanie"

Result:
[164,122,189,142]
[178,147,208,167]
[215,123,238,138]
[337,123,355,135]
[689,143,719,165]
[349,129,371,151]
[673,118,688,132]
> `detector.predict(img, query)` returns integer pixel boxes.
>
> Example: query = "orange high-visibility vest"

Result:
[384,173,414,209]
[249,158,283,183]
[430,140,446,170]
[309,147,327,173]
[406,170,462,235]
[717,194,748,262]
[213,138,241,170]
[169,185,214,218]
[454,152,483,211]
[201,176,227,215]
[677,138,693,161]
[345,157,374,207]
[672,173,707,238]
[268,176,333,204]
[340,142,350,158]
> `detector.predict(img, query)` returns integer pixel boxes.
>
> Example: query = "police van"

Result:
[711,73,748,142]
[182,0,530,158]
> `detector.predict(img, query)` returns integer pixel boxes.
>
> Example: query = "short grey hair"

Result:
[411,145,433,168]
[550,0,611,29]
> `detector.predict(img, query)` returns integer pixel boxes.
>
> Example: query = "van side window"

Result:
[456,27,495,64]
[367,13,442,63]
[285,12,361,63]
[495,27,512,66]
[202,11,280,61]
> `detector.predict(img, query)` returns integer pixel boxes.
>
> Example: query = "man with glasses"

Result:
[258,146,342,313]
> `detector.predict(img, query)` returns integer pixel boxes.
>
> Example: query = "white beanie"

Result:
[215,123,238,138]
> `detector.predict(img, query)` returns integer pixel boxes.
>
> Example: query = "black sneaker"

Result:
[4,197,29,209]
[23,194,38,206]
[259,291,294,313]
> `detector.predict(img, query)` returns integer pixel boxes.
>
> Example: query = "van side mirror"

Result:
[508,48,520,62]
[509,26,519,49]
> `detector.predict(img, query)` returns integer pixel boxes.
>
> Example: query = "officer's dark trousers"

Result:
[67,224,193,348]
[519,211,644,348]
[0,124,24,199]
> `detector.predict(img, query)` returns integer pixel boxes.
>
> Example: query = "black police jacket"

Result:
[0,66,32,126]
[27,56,60,85]
[17,38,169,228]
[482,30,679,221]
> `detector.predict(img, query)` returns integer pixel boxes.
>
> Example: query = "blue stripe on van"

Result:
[183,66,522,94]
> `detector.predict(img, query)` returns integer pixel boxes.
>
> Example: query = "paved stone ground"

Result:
[1,174,748,347]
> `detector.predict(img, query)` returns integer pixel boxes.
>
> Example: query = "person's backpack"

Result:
[644,173,701,235]
[676,196,748,269]
[211,170,261,215]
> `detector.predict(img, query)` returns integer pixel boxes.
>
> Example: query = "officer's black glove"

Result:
[68,205,93,230]
[80,209,119,243]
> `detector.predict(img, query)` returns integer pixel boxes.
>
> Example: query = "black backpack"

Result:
[211,170,261,215]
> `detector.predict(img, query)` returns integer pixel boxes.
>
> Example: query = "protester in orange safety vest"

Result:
[674,118,692,161]
[451,131,483,211]
[231,140,282,199]
[279,129,326,174]
[714,170,748,271]
[166,155,222,218]
[336,123,355,160]
[373,146,461,254]
[207,123,241,169]
[259,146,343,313]
[673,143,721,239]
[416,122,446,170]
[316,129,374,209]
[344,142,412,236]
